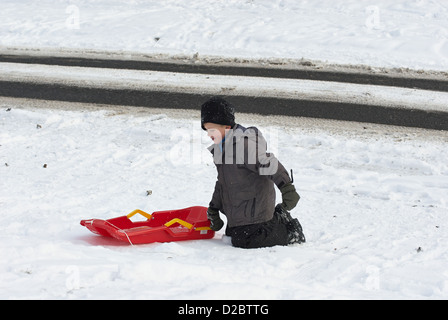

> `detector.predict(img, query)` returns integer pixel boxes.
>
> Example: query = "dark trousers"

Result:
[225,211,289,249]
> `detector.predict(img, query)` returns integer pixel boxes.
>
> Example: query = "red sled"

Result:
[80,206,214,245]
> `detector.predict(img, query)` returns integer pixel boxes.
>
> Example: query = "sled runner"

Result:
[80,206,214,245]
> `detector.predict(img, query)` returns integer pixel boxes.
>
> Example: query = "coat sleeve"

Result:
[242,127,292,188]
[209,180,222,212]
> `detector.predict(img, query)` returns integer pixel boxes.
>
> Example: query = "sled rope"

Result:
[104,220,134,246]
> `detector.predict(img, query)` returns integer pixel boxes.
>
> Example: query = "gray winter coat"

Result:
[208,124,291,228]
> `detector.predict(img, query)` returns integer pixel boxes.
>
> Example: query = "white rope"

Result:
[103,220,135,246]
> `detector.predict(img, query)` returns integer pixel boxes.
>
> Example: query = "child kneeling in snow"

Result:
[201,97,305,249]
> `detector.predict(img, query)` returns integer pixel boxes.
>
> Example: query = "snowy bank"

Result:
[0,0,447,71]
[1,99,448,299]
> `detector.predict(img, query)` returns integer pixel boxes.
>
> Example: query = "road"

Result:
[0,50,447,130]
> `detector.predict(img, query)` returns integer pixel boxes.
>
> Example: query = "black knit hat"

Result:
[201,97,236,130]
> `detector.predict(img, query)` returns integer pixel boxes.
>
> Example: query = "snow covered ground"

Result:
[1,98,448,299]
[2,62,448,112]
[1,0,447,71]
[1,0,448,301]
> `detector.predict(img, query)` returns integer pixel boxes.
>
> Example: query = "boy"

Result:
[201,97,305,249]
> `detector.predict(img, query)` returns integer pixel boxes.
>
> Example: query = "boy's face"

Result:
[203,123,231,144]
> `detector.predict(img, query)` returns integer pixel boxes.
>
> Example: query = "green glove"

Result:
[279,183,300,211]
[207,208,224,231]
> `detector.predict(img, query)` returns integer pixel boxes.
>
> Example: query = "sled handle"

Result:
[164,218,212,231]
[164,218,193,229]
[127,209,152,220]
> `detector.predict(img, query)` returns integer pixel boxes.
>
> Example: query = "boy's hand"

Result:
[279,183,300,211]
[207,208,224,231]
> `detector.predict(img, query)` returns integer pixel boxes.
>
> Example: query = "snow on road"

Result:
[1,99,447,299]
[2,62,448,112]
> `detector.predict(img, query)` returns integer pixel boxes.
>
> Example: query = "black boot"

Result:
[275,204,306,244]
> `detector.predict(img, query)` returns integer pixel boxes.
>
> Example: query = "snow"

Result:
[1,100,448,299]
[0,0,447,71]
[1,0,448,300]
[2,62,448,113]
